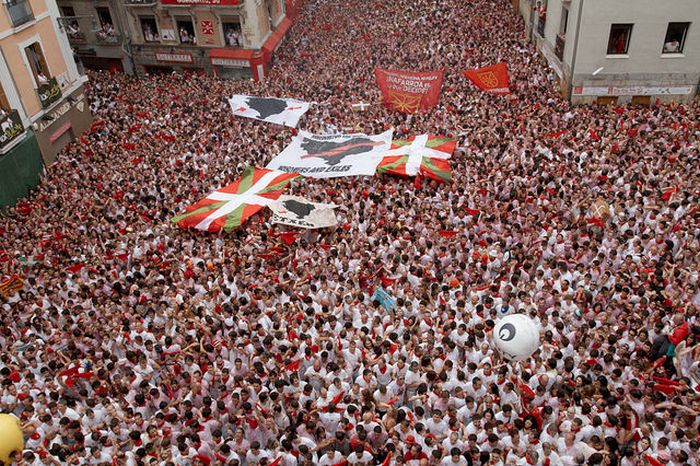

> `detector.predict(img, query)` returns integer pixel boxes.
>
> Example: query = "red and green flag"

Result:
[378,135,456,182]
[172,166,299,232]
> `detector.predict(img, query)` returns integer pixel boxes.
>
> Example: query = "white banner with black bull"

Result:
[269,195,338,229]
[229,95,311,128]
[266,130,393,178]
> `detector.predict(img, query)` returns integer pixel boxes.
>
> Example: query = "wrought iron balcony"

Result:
[96,31,121,44]
[67,31,87,44]
[0,110,25,150]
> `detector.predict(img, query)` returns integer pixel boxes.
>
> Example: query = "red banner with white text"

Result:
[375,68,444,113]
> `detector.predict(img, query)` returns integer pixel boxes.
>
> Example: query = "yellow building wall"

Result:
[0,16,68,117]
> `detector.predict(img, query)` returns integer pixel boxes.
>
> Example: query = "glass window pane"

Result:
[663,22,689,53]
[607,24,632,55]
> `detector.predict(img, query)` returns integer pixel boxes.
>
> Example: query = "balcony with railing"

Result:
[0,110,25,151]
[37,77,62,109]
[67,30,87,45]
[6,0,34,27]
[96,31,121,45]
[555,34,566,61]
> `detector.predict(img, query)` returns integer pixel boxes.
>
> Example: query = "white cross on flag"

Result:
[172,166,299,232]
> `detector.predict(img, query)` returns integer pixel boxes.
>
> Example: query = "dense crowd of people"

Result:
[1,0,699,464]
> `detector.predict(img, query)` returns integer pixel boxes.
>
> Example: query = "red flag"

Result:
[66,263,85,274]
[464,208,481,216]
[661,186,678,201]
[380,276,397,288]
[585,217,605,228]
[437,230,458,238]
[545,129,568,138]
[588,129,601,141]
[651,384,677,395]
[285,359,301,372]
[651,356,667,369]
[462,62,511,94]
[375,67,445,113]
[278,231,299,245]
[193,454,211,465]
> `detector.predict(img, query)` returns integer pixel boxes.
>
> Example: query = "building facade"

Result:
[57,0,133,73]
[56,0,297,79]
[0,0,92,207]
[521,0,700,104]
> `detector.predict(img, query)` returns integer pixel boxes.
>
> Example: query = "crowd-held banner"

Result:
[266,130,393,179]
[269,195,338,229]
[229,95,311,128]
[375,68,445,113]
[462,62,511,94]
[172,166,299,232]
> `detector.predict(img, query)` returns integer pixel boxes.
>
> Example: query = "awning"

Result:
[209,48,255,60]
[262,18,292,59]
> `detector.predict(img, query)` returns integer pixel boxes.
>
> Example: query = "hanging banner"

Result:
[375,68,444,113]
[266,130,393,178]
[270,195,338,229]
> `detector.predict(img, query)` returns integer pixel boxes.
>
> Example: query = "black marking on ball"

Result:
[498,323,516,341]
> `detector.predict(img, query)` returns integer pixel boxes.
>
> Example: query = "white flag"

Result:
[229,95,311,128]
[270,195,338,229]
[266,130,393,179]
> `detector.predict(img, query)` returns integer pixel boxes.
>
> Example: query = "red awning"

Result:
[209,48,255,60]
[262,18,292,58]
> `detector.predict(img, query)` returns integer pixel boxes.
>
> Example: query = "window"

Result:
[96,7,117,42]
[607,24,633,55]
[176,17,196,44]
[560,8,569,35]
[662,22,690,54]
[6,0,34,27]
[140,16,159,42]
[222,17,242,47]
[24,42,51,86]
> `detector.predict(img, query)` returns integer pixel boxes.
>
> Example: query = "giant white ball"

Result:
[493,314,540,361]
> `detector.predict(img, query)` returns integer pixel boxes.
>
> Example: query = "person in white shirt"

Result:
[440,447,468,465]
[347,444,373,465]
